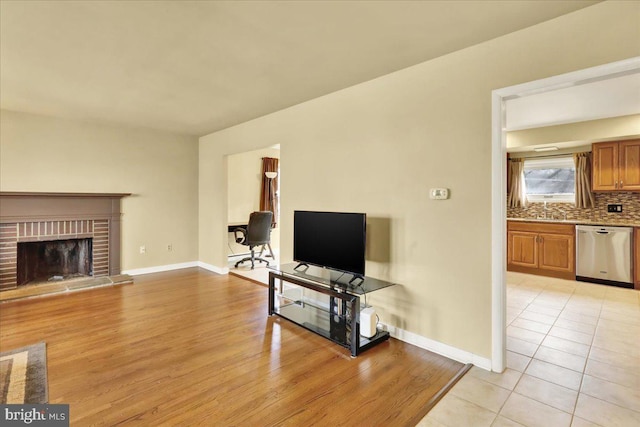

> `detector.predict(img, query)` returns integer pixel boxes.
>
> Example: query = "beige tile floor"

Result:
[419,272,640,427]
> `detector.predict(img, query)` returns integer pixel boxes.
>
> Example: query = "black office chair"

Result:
[234,211,274,269]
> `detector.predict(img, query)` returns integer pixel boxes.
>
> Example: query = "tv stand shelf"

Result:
[268,263,396,357]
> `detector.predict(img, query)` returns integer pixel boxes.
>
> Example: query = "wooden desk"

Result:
[228,223,247,232]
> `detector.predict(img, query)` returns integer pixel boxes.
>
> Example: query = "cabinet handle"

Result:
[621,181,623,187]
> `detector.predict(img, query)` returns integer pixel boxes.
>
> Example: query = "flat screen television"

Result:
[293,210,366,277]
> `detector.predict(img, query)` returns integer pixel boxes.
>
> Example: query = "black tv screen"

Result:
[294,211,366,276]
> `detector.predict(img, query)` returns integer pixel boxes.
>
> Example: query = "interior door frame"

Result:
[490,56,640,372]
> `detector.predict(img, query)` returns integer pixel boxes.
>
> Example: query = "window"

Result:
[523,156,575,203]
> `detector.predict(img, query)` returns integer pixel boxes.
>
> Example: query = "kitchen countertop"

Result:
[507,218,640,227]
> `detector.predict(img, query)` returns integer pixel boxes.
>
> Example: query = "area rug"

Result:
[0,342,48,404]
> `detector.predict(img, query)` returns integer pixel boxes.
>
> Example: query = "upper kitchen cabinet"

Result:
[592,139,640,191]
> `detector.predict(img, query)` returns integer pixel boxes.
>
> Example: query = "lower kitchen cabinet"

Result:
[508,221,575,280]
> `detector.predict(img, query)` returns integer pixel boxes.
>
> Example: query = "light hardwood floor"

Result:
[0,268,465,426]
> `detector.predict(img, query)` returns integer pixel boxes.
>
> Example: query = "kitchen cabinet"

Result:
[635,228,640,290]
[592,139,640,191]
[507,221,575,280]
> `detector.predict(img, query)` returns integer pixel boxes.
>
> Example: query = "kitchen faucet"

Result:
[538,201,567,221]
[539,200,567,221]
[536,201,549,219]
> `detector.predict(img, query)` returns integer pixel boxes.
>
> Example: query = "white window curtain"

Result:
[507,158,527,208]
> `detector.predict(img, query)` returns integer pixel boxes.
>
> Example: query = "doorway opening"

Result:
[226,145,281,284]
[491,57,640,372]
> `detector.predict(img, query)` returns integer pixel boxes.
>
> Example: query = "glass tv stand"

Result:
[268,263,396,357]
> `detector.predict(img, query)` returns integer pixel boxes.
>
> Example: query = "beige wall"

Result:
[0,110,199,271]
[199,1,640,359]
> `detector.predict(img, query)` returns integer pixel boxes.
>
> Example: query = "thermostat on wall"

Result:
[429,188,449,200]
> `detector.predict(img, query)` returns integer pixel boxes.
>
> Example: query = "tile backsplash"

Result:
[507,192,640,224]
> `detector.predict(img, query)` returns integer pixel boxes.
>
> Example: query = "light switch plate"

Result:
[429,188,449,200]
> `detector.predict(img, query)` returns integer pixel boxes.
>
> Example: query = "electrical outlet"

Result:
[607,204,623,213]
[167,244,173,252]
[139,245,146,254]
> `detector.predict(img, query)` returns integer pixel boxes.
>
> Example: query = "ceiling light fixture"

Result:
[533,146,559,152]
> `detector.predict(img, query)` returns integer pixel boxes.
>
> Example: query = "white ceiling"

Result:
[505,72,640,131]
[1,0,599,136]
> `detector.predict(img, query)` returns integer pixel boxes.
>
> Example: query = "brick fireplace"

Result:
[0,192,129,290]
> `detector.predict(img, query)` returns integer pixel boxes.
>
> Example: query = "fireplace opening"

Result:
[17,238,93,286]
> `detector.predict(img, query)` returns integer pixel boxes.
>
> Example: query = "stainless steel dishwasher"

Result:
[576,225,633,288]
